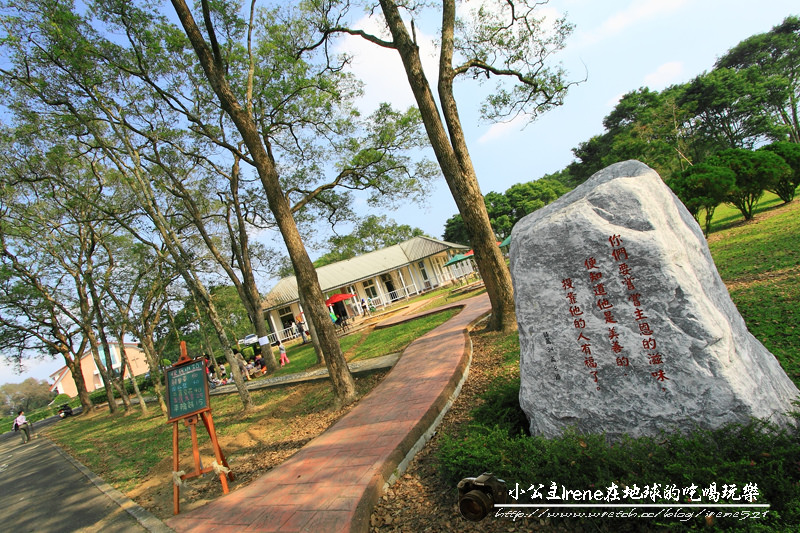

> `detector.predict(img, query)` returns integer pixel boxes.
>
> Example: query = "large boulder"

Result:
[510,160,798,440]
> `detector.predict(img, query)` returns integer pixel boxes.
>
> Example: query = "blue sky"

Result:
[1,0,796,386]
[336,0,798,239]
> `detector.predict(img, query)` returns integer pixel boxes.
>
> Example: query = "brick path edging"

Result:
[166,293,492,533]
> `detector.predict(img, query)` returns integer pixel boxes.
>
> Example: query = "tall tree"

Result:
[679,68,783,151]
[312,0,577,332]
[0,379,53,412]
[667,163,736,236]
[167,0,361,406]
[716,16,800,144]
[759,141,800,202]
[710,148,791,220]
[0,146,95,413]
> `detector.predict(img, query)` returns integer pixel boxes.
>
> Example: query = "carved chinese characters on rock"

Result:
[609,234,668,390]
[560,235,668,392]
[512,160,798,439]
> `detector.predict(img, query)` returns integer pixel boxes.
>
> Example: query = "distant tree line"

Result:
[443,178,570,245]
[1,378,53,414]
[443,16,800,239]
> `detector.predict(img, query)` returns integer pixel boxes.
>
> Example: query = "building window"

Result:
[363,279,378,300]
[278,306,294,329]
[417,260,432,289]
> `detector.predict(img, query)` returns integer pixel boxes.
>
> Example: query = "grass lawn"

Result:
[41,301,472,514]
[708,197,800,384]
[253,306,460,378]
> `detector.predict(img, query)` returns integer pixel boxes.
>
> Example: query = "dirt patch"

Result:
[723,265,800,291]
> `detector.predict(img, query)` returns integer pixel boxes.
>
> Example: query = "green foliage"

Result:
[442,178,570,242]
[469,375,529,436]
[162,285,252,362]
[241,345,255,360]
[709,148,791,220]
[314,215,426,268]
[52,393,71,405]
[679,68,783,150]
[716,16,800,144]
[668,163,735,235]
[759,141,800,202]
[442,213,469,244]
[438,378,800,531]
[89,389,108,405]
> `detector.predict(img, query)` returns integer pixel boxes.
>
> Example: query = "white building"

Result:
[261,236,471,342]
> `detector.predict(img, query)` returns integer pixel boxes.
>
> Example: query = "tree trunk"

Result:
[139,335,168,416]
[379,0,516,332]
[241,282,278,372]
[118,333,148,416]
[184,274,253,410]
[170,0,356,406]
[88,337,117,413]
[63,349,93,414]
[299,291,325,366]
[95,312,131,411]
[194,300,222,377]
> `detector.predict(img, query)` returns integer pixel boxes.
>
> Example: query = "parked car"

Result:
[240,334,258,345]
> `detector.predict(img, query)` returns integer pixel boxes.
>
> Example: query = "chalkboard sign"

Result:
[166,358,210,422]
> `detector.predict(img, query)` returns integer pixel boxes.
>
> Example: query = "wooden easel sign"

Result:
[165,342,234,514]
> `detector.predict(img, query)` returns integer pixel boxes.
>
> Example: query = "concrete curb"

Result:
[209,352,401,396]
[48,437,174,533]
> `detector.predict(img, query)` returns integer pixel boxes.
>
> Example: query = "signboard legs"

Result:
[172,411,234,515]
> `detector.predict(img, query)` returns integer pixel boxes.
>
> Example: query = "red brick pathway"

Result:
[166,293,491,533]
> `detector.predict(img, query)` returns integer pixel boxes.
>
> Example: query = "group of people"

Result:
[12,410,33,444]
[229,341,291,383]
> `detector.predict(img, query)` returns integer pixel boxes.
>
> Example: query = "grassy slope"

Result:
[707,197,800,384]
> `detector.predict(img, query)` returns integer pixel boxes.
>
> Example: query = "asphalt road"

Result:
[0,422,170,533]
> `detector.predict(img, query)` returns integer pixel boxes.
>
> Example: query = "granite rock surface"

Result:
[510,160,799,439]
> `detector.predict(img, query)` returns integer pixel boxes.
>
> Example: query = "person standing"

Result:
[14,410,32,444]
[294,311,308,343]
[278,341,290,367]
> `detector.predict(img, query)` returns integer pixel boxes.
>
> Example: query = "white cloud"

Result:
[606,92,626,108]
[643,61,684,89]
[477,114,528,144]
[577,0,688,46]
[334,15,439,113]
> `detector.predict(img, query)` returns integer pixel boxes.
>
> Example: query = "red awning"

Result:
[325,293,355,305]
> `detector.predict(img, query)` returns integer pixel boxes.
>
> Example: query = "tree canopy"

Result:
[443,178,570,244]
[314,216,426,268]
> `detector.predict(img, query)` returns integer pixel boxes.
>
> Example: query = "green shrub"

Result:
[437,381,800,531]
[469,375,530,436]
[89,388,108,404]
[52,393,72,405]
[241,346,255,360]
